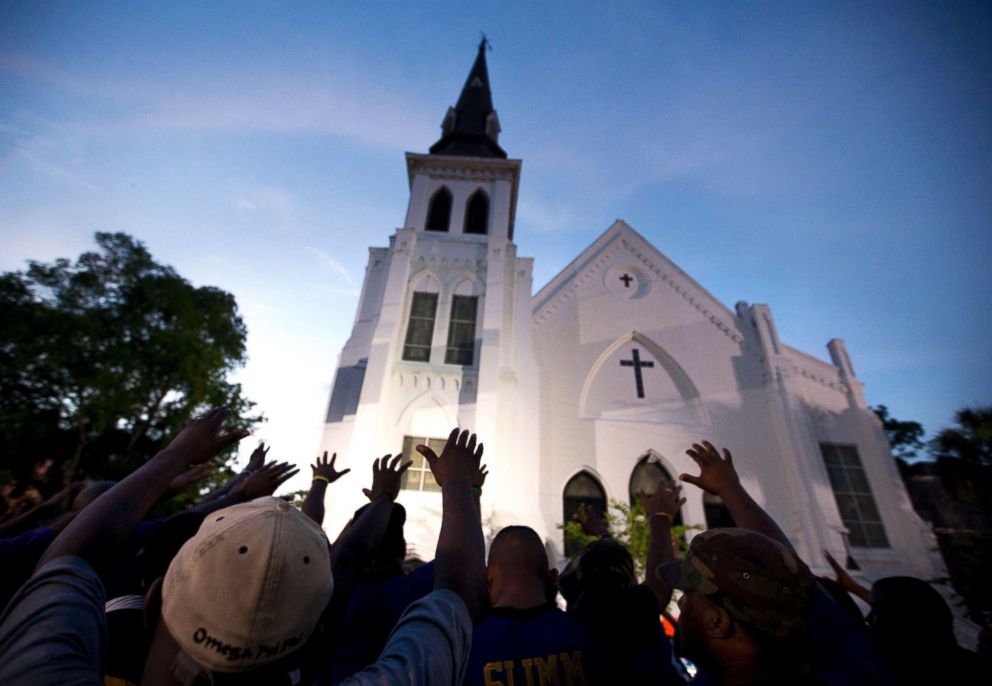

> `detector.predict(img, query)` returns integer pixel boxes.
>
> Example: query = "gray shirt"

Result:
[0,555,106,686]
[338,589,472,685]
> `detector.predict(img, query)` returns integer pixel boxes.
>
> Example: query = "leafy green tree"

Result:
[872,404,926,461]
[559,499,697,578]
[930,406,992,466]
[0,232,261,500]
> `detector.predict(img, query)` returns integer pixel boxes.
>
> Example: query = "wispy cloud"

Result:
[319,283,361,297]
[311,248,355,286]
[0,114,98,190]
[517,199,571,234]
[0,53,437,151]
[231,187,294,212]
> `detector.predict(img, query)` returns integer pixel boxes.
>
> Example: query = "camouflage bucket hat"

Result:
[656,528,815,640]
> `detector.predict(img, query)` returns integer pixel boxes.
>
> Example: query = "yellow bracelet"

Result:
[651,512,674,525]
[312,475,330,484]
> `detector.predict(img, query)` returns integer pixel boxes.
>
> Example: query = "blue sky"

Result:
[2,1,989,477]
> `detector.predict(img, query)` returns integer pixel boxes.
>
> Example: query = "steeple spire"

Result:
[429,37,507,159]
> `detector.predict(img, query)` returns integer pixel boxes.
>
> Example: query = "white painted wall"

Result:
[320,160,945,598]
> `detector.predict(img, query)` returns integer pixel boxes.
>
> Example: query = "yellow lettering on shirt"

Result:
[504,660,517,686]
[483,661,505,686]
[521,658,536,686]
[534,654,560,686]
[559,651,585,686]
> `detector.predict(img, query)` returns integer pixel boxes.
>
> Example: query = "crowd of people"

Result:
[0,409,985,684]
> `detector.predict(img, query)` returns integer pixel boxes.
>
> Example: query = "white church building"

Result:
[318,42,945,586]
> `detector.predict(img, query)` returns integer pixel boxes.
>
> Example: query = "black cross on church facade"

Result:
[619,273,633,288]
[620,348,654,399]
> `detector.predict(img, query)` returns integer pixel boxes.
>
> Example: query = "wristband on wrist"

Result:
[651,511,674,525]
[471,485,482,496]
[312,475,330,484]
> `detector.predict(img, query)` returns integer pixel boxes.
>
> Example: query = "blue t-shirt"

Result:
[0,528,56,611]
[328,561,435,682]
[807,583,892,686]
[465,603,602,686]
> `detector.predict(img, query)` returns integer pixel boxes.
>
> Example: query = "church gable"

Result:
[532,220,743,349]
[532,221,749,399]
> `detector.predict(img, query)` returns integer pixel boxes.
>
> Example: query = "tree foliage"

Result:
[930,406,992,466]
[0,232,261,499]
[872,404,925,461]
[559,499,698,578]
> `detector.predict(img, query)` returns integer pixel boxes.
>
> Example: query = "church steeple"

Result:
[429,38,507,159]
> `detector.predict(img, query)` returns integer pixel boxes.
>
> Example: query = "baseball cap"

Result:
[162,497,333,672]
[656,528,814,640]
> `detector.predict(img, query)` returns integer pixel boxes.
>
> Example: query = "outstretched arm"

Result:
[418,428,487,620]
[302,451,351,525]
[824,549,871,604]
[185,460,299,517]
[639,481,686,608]
[681,441,792,550]
[0,481,84,538]
[38,409,249,573]
[329,454,410,601]
[196,442,267,504]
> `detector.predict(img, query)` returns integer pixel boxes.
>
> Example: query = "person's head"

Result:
[558,537,636,619]
[486,526,554,608]
[868,576,955,655]
[657,528,815,675]
[141,497,333,685]
[72,480,116,510]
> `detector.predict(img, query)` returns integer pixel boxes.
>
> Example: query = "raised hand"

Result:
[164,408,250,465]
[362,454,411,502]
[572,502,610,538]
[165,464,215,497]
[232,461,299,499]
[312,451,351,483]
[246,441,270,473]
[680,440,741,497]
[475,463,489,489]
[416,428,483,488]
[639,480,685,523]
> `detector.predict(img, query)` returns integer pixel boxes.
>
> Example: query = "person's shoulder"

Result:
[0,527,55,550]
[400,588,471,625]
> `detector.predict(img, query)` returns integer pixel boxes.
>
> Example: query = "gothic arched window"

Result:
[629,455,683,525]
[463,189,489,235]
[426,187,452,232]
[563,471,606,557]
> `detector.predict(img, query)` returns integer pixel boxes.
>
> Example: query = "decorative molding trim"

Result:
[394,368,478,393]
[533,234,745,348]
[797,366,850,394]
[406,153,521,186]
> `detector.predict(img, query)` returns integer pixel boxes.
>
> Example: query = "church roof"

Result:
[429,38,508,159]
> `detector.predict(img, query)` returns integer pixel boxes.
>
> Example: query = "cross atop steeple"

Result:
[429,38,507,159]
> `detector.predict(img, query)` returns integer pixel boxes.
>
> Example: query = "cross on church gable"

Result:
[619,273,633,288]
[619,348,654,399]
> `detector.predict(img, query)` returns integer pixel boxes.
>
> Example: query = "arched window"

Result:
[426,187,452,232]
[563,471,607,557]
[463,189,489,235]
[703,493,735,529]
[629,455,683,525]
